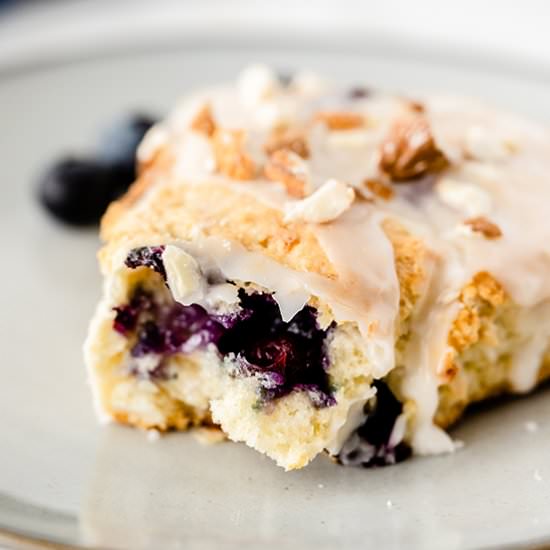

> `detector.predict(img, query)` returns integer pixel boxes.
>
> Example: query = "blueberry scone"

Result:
[84,65,550,470]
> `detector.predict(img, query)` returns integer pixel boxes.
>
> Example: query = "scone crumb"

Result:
[264,126,310,158]
[464,216,502,239]
[525,420,539,433]
[146,429,161,442]
[212,128,257,180]
[193,426,227,445]
[379,115,449,181]
[463,271,506,307]
[264,149,311,198]
[363,178,394,200]
[314,110,364,130]
[190,103,216,137]
[284,178,355,223]
[438,350,459,382]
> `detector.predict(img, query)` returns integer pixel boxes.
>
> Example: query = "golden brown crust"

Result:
[382,217,431,327]
[436,271,517,428]
[111,402,211,432]
[101,160,430,333]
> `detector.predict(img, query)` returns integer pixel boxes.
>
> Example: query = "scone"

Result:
[84,65,550,470]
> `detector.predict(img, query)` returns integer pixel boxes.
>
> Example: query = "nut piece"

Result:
[464,216,502,239]
[464,125,516,161]
[408,100,425,113]
[264,127,310,158]
[284,179,355,224]
[315,111,364,131]
[363,178,394,201]
[379,115,449,181]
[264,149,311,198]
[212,129,256,180]
[162,245,205,305]
[190,104,216,137]
[436,177,492,217]
[237,64,279,107]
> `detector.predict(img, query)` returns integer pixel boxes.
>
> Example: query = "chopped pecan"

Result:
[264,126,310,158]
[379,115,449,181]
[264,149,310,198]
[408,100,425,113]
[314,111,364,131]
[190,104,216,137]
[212,129,256,180]
[464,216,502,239]
[363,178,394,201]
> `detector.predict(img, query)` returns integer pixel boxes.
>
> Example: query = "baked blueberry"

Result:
[37,157,115,226]
[125,246,167,280]
[114,264,336,408]
[337,381,411,468]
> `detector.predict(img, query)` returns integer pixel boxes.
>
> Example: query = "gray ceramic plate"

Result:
[2,21,550,550]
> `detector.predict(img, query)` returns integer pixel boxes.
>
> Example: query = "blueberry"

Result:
[37,113,157,226]
[115,264,336,408]
[37,157,116,226]
[337,380,412,468]
[124,246,167,280]
[97,113,157,174]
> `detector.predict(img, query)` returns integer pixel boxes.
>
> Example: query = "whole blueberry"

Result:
[97,113,157,174]
[37,157,116,226]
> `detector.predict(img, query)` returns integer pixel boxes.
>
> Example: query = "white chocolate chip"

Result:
[162,245,205,305]
[291,70,327,96]
[253,98,297,130]
[436,177,492,217]
[284,179,355,224]
[465,125,512,161]
[237,64,279,108]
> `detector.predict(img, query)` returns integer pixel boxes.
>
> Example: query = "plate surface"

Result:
[2,31,550,550]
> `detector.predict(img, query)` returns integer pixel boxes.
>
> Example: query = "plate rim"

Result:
[3,31,550,550]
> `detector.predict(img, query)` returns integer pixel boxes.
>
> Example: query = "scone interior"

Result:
[86,238,404,470]
[85,65,550,470]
